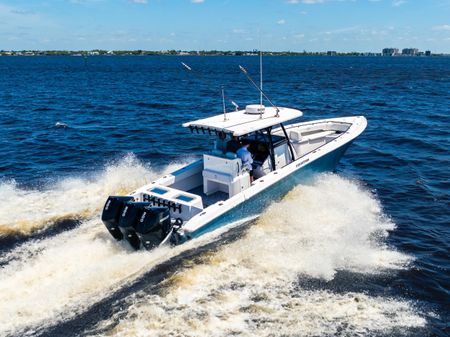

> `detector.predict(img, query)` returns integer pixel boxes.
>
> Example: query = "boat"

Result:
[101,65,367,250]
[102,104,367,250]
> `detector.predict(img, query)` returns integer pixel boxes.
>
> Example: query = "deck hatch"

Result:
[175,194,195,202]
[150,187,168,195]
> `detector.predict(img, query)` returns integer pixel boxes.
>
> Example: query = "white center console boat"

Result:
[102,103,367,250]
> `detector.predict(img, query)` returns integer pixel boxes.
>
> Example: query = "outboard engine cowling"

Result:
[118,202,151,250]
[101,196,134,240]
[135,207,172,250]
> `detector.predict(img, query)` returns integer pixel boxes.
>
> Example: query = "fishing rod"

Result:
[181,62,240,115]
[238,64,280,117]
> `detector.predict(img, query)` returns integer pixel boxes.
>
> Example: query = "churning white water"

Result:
[0,214,254,336]
[0,168,426,337]
[0,156,194,335]
[90,174,425,337]
[0,154,184,236]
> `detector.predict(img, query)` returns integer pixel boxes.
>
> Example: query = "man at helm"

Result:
[236,139,254,182]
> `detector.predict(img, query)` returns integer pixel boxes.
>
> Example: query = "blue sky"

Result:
[0,0,449,52]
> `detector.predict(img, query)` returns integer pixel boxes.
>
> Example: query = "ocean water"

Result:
[0,55,448,337]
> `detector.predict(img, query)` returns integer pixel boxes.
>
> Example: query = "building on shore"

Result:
[402,48,419,56]
[327,51,337,56]
[425,50,431,56]
[382,48,399,56]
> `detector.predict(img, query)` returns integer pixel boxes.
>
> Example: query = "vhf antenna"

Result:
[221,86,227,121]
[181,62,240,115]
[239,64,280,117]
[260,50,263,107]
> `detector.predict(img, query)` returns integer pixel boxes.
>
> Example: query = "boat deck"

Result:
[188,186,228,208]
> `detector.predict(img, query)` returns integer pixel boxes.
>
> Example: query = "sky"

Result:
[0,0,449,52]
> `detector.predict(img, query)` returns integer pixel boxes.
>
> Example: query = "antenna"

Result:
[258,30,263,107]
[239,65,280,117]
[181,62,239,113]
[221,86,227,121]
[259,50,263,107]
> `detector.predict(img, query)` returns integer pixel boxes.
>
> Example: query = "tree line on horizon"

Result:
[0,49,446,57]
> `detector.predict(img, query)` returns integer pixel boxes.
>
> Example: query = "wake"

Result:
[0,172,426,337]
[0,154,183,237]
[90,174,425,337]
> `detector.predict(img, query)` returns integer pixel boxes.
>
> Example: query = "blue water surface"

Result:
[0,55,449,336]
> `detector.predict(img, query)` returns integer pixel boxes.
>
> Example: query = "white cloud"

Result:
[432,24,450,31]
[191,0,205,3]
[392,0,406,7]
[321,26,359,35]
[130,0,148,3]
[0,4,48,27]
[301,0,324,4]
[277,19,286,25]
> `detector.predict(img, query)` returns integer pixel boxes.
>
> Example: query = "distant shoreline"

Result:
[1,50,449,57]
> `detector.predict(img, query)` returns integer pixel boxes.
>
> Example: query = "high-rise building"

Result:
[382,48,399,56]
[402,48,419,56]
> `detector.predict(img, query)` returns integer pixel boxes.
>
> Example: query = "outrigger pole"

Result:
[238,65,280,117]
[181,62,239,113]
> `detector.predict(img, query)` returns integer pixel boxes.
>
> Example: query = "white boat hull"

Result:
[102,115,367,249]
[178,136,353,242]
[176,116,367,242]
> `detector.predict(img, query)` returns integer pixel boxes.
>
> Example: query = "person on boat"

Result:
[237,139,254,182]
[226,136,241,153]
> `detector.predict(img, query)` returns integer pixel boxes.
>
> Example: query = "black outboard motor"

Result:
[118,202,151,250]
[101,196,134,240]
[135,207,172,250]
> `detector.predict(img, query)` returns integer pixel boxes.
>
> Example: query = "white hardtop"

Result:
[182,105,303,136]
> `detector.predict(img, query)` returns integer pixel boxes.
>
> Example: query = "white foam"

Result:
[0,211,253,335]
[89,174,424,337]
[0,154,184,236]
[99,288,425,337]
[247,173,412,280]
[0,218,159,334]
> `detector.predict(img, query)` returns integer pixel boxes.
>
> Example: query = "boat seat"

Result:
[225,152,237,159]
[202,154,249,197]
[203,154,241,177]
[203,170,250,197]
[209,150,237,160]
[289,130,302,143]
[302,130,335,142]
[211,149,223,157]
